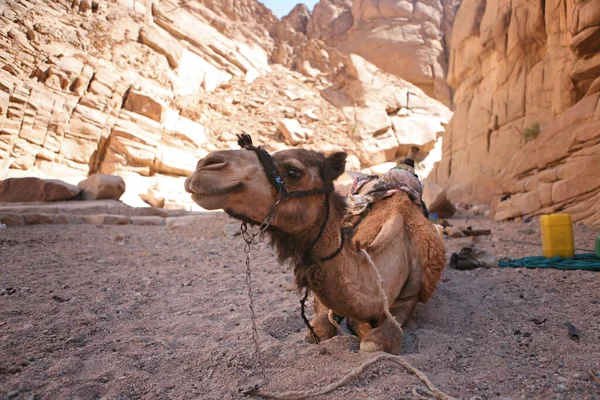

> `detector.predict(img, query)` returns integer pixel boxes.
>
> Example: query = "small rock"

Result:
[277,118,312,145]
[219,132,238,142]
[3,287,16,295]
[302,109,319,120]
[67,334,87,346]
[52,295,70,303]
[283,90,300,101]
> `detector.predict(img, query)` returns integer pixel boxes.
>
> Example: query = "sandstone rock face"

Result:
[305,0,462,105]
[0,0,359,210]
[0,177,81,202]
[282,4,311,34]
[78,174,126,201]
[431,0,600,226]
[422,180,456,217]
[323,54,452,168]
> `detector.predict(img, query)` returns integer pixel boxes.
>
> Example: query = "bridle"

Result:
[236,133,345,264]
[236,133,345,344]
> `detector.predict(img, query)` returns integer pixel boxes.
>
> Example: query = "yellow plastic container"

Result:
[540,214,574,258]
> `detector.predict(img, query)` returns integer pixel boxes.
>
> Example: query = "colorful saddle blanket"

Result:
[344,175,427,229]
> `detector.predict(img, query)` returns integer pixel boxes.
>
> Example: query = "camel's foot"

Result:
[307,313,337,344]
[359,321,403,355]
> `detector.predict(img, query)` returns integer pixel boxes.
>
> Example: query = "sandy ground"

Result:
[1,214,599,400]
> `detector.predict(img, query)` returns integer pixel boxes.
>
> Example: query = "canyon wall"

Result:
[0,0,452,208]
[430,0,600,226]
[305,0,462,106]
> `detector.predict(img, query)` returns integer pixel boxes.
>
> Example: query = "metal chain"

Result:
[239,200,280,390]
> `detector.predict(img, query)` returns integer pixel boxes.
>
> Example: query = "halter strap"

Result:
[236,133,343,263]
[237,133,335,200]
[237,133,285,197]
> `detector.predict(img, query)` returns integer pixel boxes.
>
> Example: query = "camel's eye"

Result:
[286,167,303,179]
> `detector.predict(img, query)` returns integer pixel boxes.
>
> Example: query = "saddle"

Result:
[343,174,428,230]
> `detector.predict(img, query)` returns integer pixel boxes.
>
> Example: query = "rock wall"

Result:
[0,0,358,209]
[270,1,455,172]
[430,0,600,226]
[305,0,462,106]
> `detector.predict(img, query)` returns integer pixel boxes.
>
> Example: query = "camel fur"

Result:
[184,148,446,354]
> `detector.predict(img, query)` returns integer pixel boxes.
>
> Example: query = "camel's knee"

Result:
[307,313,337,343]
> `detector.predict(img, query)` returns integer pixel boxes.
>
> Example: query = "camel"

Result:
[184,135,446,355]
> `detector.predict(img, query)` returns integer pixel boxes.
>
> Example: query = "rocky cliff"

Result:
[430,0,600,226]
[0,0,453,210]
[272,0,455,171]
[0,0,356,209]
[304,0,462,106]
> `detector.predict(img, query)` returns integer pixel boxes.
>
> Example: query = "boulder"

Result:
[0,177,81,202]
[78,174,126,201]
[277,118,313,145]
[423,181,455,218]
[139,26,182,69]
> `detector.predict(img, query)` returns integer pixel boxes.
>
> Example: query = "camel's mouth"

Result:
[188,181,244,197]
[187,180,244,209]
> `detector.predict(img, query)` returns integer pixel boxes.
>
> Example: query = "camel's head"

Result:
[184,143,347,234]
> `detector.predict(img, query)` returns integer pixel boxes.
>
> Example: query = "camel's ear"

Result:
[323,152,347,182]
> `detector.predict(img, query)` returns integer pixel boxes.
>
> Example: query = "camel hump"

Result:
[416,222,446,302]
[393,195,446,302]
[351,193,446,303]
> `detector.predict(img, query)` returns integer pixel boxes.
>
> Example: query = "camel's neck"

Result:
[269,192,346,277]
[307,202,344,261]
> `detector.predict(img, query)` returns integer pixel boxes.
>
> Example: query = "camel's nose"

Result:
[185,153,229,193]
[195,153,228,171]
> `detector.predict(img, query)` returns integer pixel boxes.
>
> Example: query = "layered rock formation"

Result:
[305,0,462,105]
[1,0,457,211]
[0,0,357,209]
[271,1,456,171]
[430,0,600,226]
[323,53,452,167]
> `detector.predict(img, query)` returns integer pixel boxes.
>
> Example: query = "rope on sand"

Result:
[252,353,456,400]
[247,251,456,400]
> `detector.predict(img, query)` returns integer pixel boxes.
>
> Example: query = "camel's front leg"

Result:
[356,297,419,355]
[307,295,338,343]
